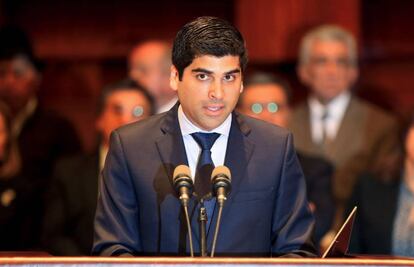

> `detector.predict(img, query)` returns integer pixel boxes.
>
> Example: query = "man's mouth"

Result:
[204,105,224,115]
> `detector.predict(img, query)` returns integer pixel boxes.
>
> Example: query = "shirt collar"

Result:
[177,104,232,137]
[309,91,351,120]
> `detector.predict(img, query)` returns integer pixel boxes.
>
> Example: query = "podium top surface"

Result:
[0,257,414,267]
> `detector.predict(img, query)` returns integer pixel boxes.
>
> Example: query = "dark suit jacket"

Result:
[93,105,316,257]
[297,153,334,245]
[0,173,35,250]
[41,152,99,255]
[10,106,82,250]
[289,97,398,205]
[347,173,399,255]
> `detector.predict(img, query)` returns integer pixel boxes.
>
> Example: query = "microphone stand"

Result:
[198,199,208,257]
[210,201,224,257]
[183,204,194,257]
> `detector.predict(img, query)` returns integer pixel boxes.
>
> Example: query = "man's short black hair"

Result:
[97,78,155,116]
[172,16,248,80]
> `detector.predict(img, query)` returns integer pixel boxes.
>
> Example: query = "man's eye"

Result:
[196,74,209,81]
[132,65,148,75]
[337,58,350,67]
[223,74,235,82]
[312,57,328,65]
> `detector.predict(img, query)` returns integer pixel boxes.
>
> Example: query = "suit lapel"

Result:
[154,104,194,253]
[292,104,318,155]
[155,104,189,177]
[300,105,316,154]
[209,113,254,231]
[326,97,364,165]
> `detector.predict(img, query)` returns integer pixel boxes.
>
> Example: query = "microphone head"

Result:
[173,165,193,192]
[211,165,231,195]
[211,165,231,181]
[173,165,191,180]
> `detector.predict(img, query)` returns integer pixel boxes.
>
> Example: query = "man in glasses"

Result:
[238,72,334,252]
[41,79,154,255]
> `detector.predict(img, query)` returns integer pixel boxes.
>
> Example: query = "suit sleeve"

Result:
[271,133,317,257]
[92,131,141,256]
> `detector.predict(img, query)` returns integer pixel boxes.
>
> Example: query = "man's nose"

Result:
[208,81,224,100]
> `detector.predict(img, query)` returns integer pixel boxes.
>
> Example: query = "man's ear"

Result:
[170,65,179,91]
[240,82,244,93]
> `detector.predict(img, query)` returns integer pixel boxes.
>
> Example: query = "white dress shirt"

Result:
[99,145,109,172]
[177,105,231,181]
[308,91,351,144]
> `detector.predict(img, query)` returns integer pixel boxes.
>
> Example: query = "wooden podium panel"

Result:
[0,257,414,267]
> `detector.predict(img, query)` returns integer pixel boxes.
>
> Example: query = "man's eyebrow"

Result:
[191,68,213,74]
[191,68,241,75]
[224,69,241,75]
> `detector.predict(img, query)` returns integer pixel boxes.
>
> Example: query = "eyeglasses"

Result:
[111,104,145,118]
[250,102,285,114]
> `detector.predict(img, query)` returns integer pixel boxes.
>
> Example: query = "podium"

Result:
[0,257,413,267]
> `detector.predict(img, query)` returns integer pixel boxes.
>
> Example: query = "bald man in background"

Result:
[129,41,178,113]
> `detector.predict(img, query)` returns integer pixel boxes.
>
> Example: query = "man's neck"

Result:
[177,105,232,135]
[156,95,178,114]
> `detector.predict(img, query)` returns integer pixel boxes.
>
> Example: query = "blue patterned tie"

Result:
[191,132,220,199]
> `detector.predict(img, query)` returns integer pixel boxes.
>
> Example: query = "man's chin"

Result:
[199,117,227,131]
[314,91,342,104]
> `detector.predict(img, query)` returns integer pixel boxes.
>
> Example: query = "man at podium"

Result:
[93,16,316,257]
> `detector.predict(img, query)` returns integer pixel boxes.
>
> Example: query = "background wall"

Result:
[1,0,412,151]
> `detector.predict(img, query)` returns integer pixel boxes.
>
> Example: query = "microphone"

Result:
[173,165,193,207]
[173,165,194,257]
[210,165,231,257]
[211,165,232,207]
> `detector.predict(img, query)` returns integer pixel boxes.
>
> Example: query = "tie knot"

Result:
[191,132,220,151]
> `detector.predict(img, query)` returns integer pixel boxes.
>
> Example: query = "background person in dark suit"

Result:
[93,16,316,257]
[237,72,334,252]
[0,100,33,251]
[348,112,414,257]
[0,25,81,250]
[41,79,154,255]
[288,25,399,242]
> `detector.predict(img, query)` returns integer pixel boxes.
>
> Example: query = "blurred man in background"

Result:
[289,25,399,240]
[41,78,154,255]
[129,40,177,113]
[0,25,81,250]
[238,72,334,252]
